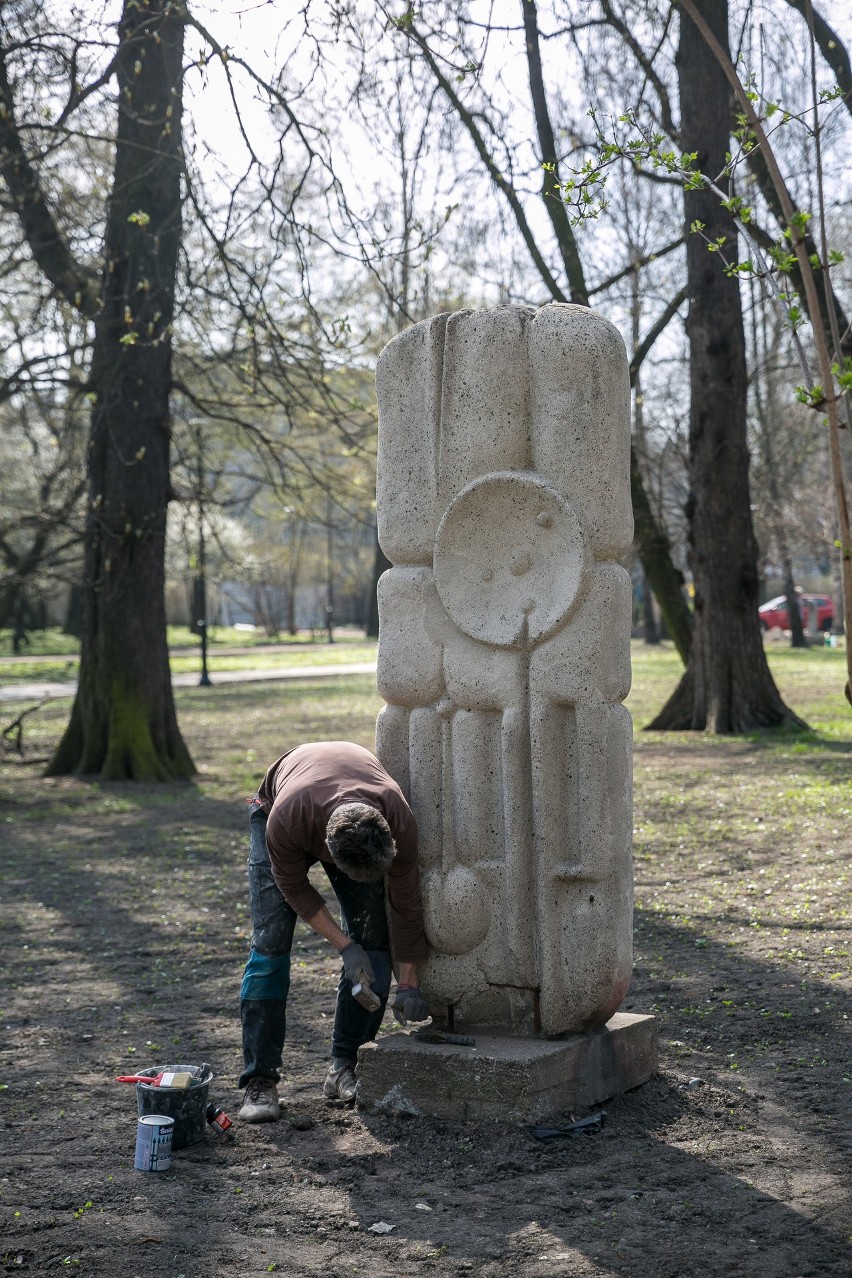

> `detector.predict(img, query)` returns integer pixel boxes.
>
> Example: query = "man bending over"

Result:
[238,740,429,1122]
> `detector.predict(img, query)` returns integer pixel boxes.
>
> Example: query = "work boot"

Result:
[238,1077,281,1123]
[323,1059,357,1103]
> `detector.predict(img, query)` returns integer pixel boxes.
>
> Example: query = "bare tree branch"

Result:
[521,0,589,303]
[55,48,121,127]
[393,11,570,303]
[0,36,100,317]
[629,283,688,382]
[589,234,684,296]
[599,0,679,139]
[781,0,852,111]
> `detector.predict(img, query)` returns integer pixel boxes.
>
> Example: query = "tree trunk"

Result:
[649,0,805,732]
[64,583,85,639]
[47,0,194,780]
[630,273,675,653]
[831,535,845,635]
[366,527,391,639]
[781,561,807,648]
[630,447,692,662]
[641,572,659,644]
[749,281,807,649]
[11,586,30,654]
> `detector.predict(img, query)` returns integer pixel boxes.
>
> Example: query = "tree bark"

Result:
[630,264,687,656]
[641,572,659,645]
[64,584,85,639]
[366,530,390,639]
[649,0,805,732]
[831,535,846,635]
[749,289,808,649]
[782,568,807,648]
[630,445,692,663]
[46,0,194,779]
[521,0,588,303]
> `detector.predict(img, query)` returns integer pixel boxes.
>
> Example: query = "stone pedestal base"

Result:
[356,1012,657,1122]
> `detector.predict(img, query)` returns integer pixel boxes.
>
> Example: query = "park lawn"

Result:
[0,634,378,686]
[0,627,83,657]
[3,645,848,989]
[628,635,849,735]
[627,641,850,1023]
[0,647,850,1275]
[0,624,371,657]
[0,657,82,685]
[166,640,377,679]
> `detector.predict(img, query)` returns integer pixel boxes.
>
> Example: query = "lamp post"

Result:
[198,614,211,686]
[196,438,212,686]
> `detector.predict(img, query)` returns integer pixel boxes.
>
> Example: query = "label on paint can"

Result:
[134,1114,174,1172]
[206,1103,233,1135]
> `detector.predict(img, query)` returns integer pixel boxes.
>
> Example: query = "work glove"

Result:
[391,984,430,1026]
[340,941,375,987]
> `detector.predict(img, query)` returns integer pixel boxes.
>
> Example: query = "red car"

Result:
[759,593,834,631]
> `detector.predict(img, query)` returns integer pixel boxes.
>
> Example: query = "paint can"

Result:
[134,1114,174,1172]
[206,1103,233,1135]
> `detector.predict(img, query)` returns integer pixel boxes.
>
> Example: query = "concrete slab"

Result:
[357,1011,657,1122]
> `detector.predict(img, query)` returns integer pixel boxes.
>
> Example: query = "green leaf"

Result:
[795,383,825,408]
[389,7,415,30]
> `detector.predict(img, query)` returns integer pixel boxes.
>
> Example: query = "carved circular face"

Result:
[433,472,587,647]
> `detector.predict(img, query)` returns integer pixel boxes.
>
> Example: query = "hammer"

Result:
[351,972,381,1013]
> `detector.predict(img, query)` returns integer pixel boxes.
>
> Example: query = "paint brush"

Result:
[115,1070,195,1089]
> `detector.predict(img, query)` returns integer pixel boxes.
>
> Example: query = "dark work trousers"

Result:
[238,801,393,1088]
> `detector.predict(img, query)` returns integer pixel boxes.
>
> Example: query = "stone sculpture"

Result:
[375,304,633,1037]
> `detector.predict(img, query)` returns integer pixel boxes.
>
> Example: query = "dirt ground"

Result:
[1,676,850,1277]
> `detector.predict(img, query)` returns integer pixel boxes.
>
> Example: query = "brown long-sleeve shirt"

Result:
[256,741,427,963]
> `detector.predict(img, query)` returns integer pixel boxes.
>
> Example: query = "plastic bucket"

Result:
[135,1063,213,1149]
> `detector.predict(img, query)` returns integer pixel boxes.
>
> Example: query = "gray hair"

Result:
[325,803,396,882]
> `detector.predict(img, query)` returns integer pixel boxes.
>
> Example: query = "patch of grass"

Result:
[0,628,81,657]
[0,638,377,685]
[629,647,849,1002]
[626,642,685,727]
[627,638,850,743]
[180,676,383,798]
[166,623,373,650]
[167,640,377,678]
[0,659,80,684]
[0,623,372,660]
